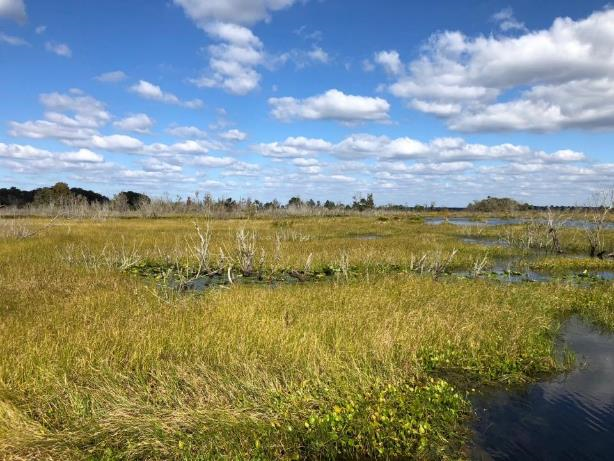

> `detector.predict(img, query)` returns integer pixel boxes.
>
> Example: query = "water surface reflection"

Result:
[472,317,614,460]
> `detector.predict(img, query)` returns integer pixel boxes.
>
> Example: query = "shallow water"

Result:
[427,217,614,229]
[426,218,524,226]
[472,317,614,460]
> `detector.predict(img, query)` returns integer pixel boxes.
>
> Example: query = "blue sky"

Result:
[1,0,613,206]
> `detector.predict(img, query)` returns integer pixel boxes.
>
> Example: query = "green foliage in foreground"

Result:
[0,216,612,460]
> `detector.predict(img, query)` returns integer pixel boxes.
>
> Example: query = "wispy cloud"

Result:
[45,41,72,57]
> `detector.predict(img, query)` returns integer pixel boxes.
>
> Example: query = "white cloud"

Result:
[387,8,614,131]
[59,149,104,163]
[9,90,110,141]
[256,133,590,167]
[78,135,144,152]
[205,21,261,45]
[40,90,110,127]
[95,70,127,83]
[45,41,72,57]
[143,140,216,156]
[176,2,308,96]
[450,78,614,132]
[0,143,103,164]
[130,80,203,108]
[190,22,264,95]
[192,155,235,167]
[0,143,49,160]
[114,114,154,134]
[307,46,329,64]
[269,89,390,122]
[0,0,26,23]
[374,50,403,75]
[220,128,247,141]
[537,149,585,163]
[492,7,527,32]
[410,100,461,116]
[166,125,208,139]
[35,25,46,34]
[9,120,97,141]
[274,45,331,69]
[381,161,474,175]
[255,136,333,158]
[292,157,320,166]
[0,32,28,46]
[173,0,297,27]
[141,157,183,173]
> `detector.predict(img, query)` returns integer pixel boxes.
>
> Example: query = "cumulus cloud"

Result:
[220,128,247,141]
[255,136,333,158]
[9,120,97,141]
[189,22,264,95]
[173,0,297,27]
[45,41,72,57]
[0,143,103,164]
[386,8,614,132]
[192,155,235,167]
[166,125,208,139]
[269,89,390,122]
[113,113,154,134]
[130,80,203,108]
[59,149,104,163]
[255,133,589,166]
[374,50,403,75]
[95,70,127,83]
[0,0,26,23]
[67,134,144,152]
[40,90,110,126]
[143,140,218,156]
[10,90,110,141]
[190,155,260,177]
[176,2,308,95]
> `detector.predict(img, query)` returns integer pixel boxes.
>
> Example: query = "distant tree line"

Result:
[0,183,109,207]
[2,183,605,213]
[0,183,149,210]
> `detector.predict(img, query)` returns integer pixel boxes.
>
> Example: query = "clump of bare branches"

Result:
[583,190,614,258]
[545,207,567,254]
[471,255,489,277]
[0,214,61,239]
[500,219,549,253]
[188,222,211,274]
[338,251,350,281]
[409,249,458,277]
[235,228,257,276]
[59,238,144,272]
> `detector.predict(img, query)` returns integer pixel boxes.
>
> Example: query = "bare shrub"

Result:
[583,190,614,258]
[236,228,257,276]
[409,249,458,277]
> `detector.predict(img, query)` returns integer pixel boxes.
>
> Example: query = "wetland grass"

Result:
[0,216,613,459]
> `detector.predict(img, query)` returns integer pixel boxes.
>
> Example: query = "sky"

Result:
[1,0,614,206]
